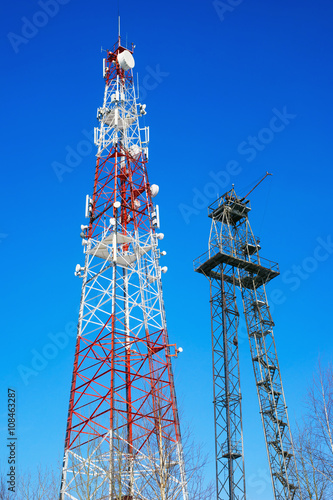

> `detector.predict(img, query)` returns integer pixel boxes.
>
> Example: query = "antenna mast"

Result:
[59,34,189,500]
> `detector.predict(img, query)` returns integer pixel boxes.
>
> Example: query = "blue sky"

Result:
[1,0,333,498]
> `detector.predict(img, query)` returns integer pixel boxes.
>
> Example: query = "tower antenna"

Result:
[59,31,188,500]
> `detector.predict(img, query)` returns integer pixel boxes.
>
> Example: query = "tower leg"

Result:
[240,277,301,500]
[210,267,246,500]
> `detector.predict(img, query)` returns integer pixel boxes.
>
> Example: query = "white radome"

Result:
[117,50,135,71]
[150,184,159,198]
[129,144,141,159]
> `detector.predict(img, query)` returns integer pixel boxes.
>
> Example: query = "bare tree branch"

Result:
[295,361,333,500]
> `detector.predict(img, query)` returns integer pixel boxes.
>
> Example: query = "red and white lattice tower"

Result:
[59,34,188,500]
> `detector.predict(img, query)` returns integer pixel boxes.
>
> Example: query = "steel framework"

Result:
[59,36,188,500]
[194,188,301,500]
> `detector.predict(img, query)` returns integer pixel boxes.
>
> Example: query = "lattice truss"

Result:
[194,188,302,500]
[60,39,188,500]
[210,273,245,500]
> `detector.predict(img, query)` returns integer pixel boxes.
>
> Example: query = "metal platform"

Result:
[194,249,279,288]
[208,197,251,224]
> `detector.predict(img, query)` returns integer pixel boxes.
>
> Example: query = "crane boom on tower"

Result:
[240,171,272,201]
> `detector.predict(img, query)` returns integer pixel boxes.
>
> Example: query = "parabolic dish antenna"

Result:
[117,50,135,71]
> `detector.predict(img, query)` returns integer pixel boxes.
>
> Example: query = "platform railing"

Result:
[208,196,251,218]
[194,242,279,274]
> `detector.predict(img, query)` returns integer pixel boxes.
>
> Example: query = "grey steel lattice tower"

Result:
[194,188,301,500]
